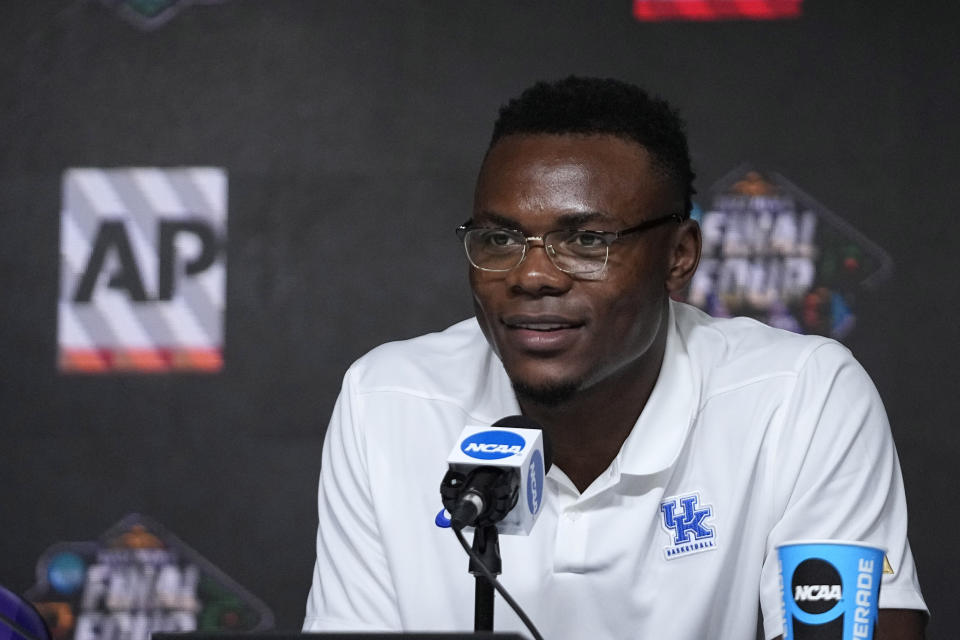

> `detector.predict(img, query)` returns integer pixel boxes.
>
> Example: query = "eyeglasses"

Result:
[455,212,682,275]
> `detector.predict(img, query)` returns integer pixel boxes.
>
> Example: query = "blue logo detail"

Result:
[47,551,86,595]
[526,449,544,514]
[460,430,526,460]
[435,508,452,529]
[660,493,717,560]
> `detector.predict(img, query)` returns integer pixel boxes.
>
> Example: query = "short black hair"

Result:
[489,76,696,216]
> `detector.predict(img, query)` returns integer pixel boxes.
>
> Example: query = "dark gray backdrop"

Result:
[2,1,957,636]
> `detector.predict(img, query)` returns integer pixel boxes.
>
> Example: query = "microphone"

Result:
[440,415,553,534]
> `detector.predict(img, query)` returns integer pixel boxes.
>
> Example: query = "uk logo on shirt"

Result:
[660,492,717,560]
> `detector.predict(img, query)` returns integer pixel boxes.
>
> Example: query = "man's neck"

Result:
[518,326,668,494]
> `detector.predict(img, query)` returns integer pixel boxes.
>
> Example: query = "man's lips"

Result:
[502,315,584,330]
[500,315,585,352]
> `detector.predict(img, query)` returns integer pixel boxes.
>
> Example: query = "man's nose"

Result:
[505,238,572,295]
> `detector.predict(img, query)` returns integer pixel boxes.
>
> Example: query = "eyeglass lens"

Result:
[463,229,609,274]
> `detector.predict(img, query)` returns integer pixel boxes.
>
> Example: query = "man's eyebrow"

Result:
[555,211,611,227]
[473,211,522,228]
[474,210,612,230]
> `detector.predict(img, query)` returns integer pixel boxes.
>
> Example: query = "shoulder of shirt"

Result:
[342,317,497,402]
[672,301,858,396]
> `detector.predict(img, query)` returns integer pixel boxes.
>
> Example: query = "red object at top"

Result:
[633,0,802,21]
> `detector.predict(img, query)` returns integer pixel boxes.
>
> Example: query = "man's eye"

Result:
[483,230,522,247]
[567,231,607,249]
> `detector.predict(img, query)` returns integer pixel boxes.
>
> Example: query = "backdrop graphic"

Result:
[58,167,226,373]
[685,166,892,338]
[97,0,227,30]
[26,514,272,640]
[633,0,804,21]
[1,1,957,637]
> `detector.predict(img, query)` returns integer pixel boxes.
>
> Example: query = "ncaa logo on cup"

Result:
[795,583,842,603]
[461,430,526,460]
[792,558,843,615]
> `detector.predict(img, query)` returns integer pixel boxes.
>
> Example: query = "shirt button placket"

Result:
[554,507,588,573]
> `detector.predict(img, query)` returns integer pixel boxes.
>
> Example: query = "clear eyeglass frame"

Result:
[455,212,682,275]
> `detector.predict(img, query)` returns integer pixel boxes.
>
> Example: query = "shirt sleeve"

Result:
[303,364,403,631]
[758,342,927,639]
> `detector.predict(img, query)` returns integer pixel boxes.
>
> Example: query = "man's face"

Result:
[469,133,685,404]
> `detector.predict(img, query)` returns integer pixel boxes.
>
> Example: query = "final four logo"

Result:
[25,514,272,640]
[660,493,717,560]
[684,166,892,340]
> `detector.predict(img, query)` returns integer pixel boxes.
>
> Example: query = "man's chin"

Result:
[510,378,581,408]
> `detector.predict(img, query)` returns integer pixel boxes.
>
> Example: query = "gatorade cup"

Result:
[778,540,885,640]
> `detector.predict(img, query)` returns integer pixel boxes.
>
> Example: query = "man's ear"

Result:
[665,218,701,293]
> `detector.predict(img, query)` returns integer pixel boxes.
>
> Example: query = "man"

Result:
[304,77,927,638]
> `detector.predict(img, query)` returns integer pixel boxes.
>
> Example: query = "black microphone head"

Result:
[492,414,538,429]
[492,414,553,473]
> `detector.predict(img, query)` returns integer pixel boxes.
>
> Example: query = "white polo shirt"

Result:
[304,301,926,639]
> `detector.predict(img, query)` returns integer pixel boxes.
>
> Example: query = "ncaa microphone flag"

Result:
[446,425,548,535]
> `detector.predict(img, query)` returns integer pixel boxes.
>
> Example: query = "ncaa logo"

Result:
[791,558,843,615]
[526,449,545,514]
[461,430,526,460]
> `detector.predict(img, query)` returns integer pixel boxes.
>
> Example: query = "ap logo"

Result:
[660,493,717,560]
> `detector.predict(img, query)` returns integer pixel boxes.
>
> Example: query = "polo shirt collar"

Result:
[616,299,700,477]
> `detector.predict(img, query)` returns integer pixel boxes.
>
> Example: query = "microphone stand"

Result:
[469,523,501,632]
